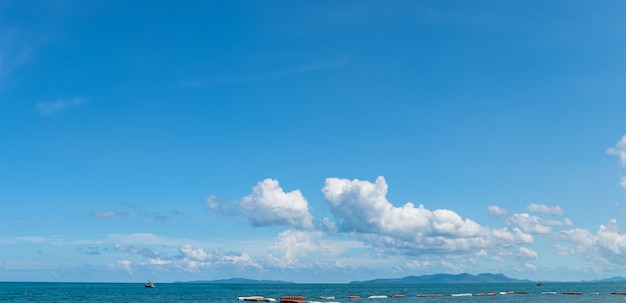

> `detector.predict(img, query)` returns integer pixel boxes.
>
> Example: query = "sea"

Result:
[2,282,626,303]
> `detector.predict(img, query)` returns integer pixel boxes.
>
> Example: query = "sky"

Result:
[1,0,626,283]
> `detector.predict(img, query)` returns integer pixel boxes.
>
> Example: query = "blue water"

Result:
[1,282,626,302]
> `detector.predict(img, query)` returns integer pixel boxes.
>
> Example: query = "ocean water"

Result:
[1,282,626,302]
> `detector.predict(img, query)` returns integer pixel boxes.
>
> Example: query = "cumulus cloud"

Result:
[607,134,626,167]
[518,247,538,259]
[239,178,315,230]
[488,205,509,216]
[506,213,572,234]
[179,244,212,262]
[109,260,132,274]
[526,203,563,216]
[266,230,325,268]
[175,244,261,271]
[321,176,533,255]
[558,219,626,266]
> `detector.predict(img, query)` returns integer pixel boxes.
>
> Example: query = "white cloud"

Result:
[620,176,626,190]
[526,203,563,216]
[558,219,626,266]
[322,176,533,255]
[148,258,171,265]
[92,210,128,218]
[239,178,315,230]
[524,262,537,270]
[109,260,132,274]
[507,213,553,234]
[518,247,538,259]
[607,134,626,167]
[266,230,330,268]
[173,244,262,272]
[179,244,212,262]
[113,243,160,258]
[0,27,30,84]
[505,211,572,234]
[488,205,509,216]
[36,97,85,115]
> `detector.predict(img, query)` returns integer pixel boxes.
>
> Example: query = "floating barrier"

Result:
[368,295,388,299]
[563,292,583,295]
[391,295,405,298]
[347,296,360,299]
[280,296,306,303]
[238,296,264,301]
[416,294,444,297]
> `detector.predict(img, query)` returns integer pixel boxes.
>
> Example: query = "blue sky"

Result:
[1,0,626,283]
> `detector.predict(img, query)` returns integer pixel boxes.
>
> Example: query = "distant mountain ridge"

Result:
[596,276,626,282]
[350,273,531,284]
[179,278,292,284]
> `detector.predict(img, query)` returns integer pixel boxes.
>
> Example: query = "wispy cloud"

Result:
[526,203,563,216]
[92,210,128,219]
[0,27,31,86]
[608,134,626,191]
[35,97,85,115]
[183,58,350,86]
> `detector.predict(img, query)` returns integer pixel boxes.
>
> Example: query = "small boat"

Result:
[536,282,544,286]
[368,295,388,299]
[144,281,155,288]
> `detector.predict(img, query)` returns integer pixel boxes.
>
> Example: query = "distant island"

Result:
[350,273,531,284]
[177,278,292,284]
[596,276,626,282]
[175,273,626,284]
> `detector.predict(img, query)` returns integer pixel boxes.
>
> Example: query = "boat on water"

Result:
[144,281,155,288]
